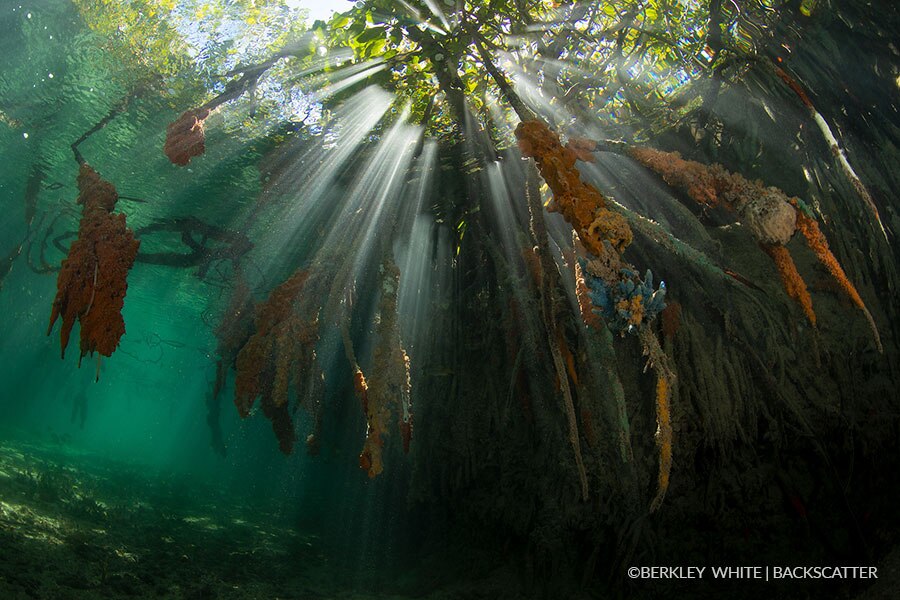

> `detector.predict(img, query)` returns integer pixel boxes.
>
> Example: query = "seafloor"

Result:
[2,431,900,600]
[0,435,443,600]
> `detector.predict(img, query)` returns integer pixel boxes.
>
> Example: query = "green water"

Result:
[0,2,447,597]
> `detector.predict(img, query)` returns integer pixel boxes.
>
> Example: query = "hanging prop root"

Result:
[524,163,590,501]
[566,137,599,163]
[641,327,675,513]
[339,309,372,447]
[574,260,603,330]
[136,217,253,276]
[47,164,140,368]
[358,259,413,478]
[650,373,672,512]
[760,243,816,326]
[792,207,883,353]
[163,51,296,167]
[164,108,211,166]
[214,274,254,364]
[516,120,632,257]
[516,121,666,334]
[660,301,682,340]
[627,146,720,209]
[628,146,797,245]
[771,63,888,241]
[518,122,676,503]
[233,268,321,454]
[208,273,254,455]
[629,146,881,351]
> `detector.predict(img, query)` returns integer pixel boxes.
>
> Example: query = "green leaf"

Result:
[357,26,386,44]
[363,38,388,57]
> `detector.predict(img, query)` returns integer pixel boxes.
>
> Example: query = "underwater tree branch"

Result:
[71,93,135,165]
[471,32,536,123]
[768,61,889,241]
[640,326,676,513]
[164,48,307,166]
[0,230,32,292]
[525,161,590,502]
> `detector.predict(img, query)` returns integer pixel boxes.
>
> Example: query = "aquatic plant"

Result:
[0,5,896,598]
[22,0,892,534]
[47,164,140,373]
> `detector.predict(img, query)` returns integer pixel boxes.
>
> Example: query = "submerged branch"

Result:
[471,33,536,123]
[526,161,589,502]
[770,62,889,241]
[71,93,135,165]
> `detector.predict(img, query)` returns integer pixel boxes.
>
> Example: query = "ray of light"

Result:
[496,53,576,125]
[319,107,422,281]
[396,0,448,35]
[396,141,441,350]
[253,86,394,276]
[422,0,452,32]
[311,60,388,103]
[484,161,523,263]
[284,48,356,84]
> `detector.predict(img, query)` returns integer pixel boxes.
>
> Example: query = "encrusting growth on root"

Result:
[628,146,720,209]
[652,374,672,511]
[358,259,413,478]
[630,146,881,352]
[164,108,211,166]
[517,121,666,336]
[640,327,675,513]
[760,243,816,326]
[163,50,298,167]
[516,120,632,257]
[628,146,797,245]
[574,260,603,330]
[47,164,140,373]
[234,268,321,454]
[793,208,883,353]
